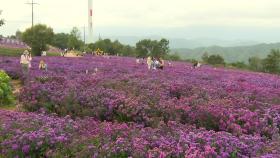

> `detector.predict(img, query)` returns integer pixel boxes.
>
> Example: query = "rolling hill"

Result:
[173,42,280,63]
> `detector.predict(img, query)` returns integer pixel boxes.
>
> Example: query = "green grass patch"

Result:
[0,47,24,56]
[0,47,61,57]
[0,105,16,111]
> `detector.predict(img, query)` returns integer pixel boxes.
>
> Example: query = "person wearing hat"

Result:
[20,50,32,78]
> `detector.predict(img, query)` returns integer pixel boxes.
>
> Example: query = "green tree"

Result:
[136,38,170,58]
[52,33,70,49]
[231,61,248,69]
[165,53,181,61]
[136,39,153,58]
[120,45,136,57]
[262,49,280,74]
[248,56,263,72]
[207,54,225,65]
[152,38,169,57]
[68,27,84,50]
[0,10,4,27]
[202,52,209,63]
[21,24,54,56]
[15,30,22,40]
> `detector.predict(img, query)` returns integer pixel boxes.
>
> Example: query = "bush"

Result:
[0,70,14,106]
[207,55,225,66]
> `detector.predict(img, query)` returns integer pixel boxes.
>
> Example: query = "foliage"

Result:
[0,70,13,106]
[21,24,54,56]
[202,52,209,63]
[51,33,70,49]
[1,56,280,157]
[203,54,225,66]
[230,61,248,69]
[248,56,263,72]
[87,39,136,56]
[0,10,4,27]
[136,38,170,58]
[262,49,280,74]
[174,43,280,63]
[0,47,25,56]
[165,53,181,61]
[67,27,84,50]
[15,30,22,40]
[0,110,278,157]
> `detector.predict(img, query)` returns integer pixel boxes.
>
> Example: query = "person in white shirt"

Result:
[41,51,47,56]
[20,50,32,76]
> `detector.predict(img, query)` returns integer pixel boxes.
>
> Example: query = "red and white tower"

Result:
[88,0,93,43]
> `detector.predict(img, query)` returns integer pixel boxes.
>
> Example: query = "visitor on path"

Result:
[62,49,67,57]
[39,60,48,71]
[147,56,152,70]
[168,61,172,66]
[158,57,164,70]
[152,57,159,70]
[41,51,47,56]
[20,50,32,81]
[136,58,140,64]
[28,52,32,68]
[141,57,145,64]
[193,61,201,69]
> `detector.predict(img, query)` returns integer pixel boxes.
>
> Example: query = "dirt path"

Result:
[65,52,82,58]
[11,80,23,111]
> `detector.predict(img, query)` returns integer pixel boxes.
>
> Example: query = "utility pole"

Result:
[25,0,39,27]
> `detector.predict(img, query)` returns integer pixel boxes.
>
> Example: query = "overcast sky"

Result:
[1,0,280,42]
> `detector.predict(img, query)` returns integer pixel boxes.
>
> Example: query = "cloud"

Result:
[1,0,280,39]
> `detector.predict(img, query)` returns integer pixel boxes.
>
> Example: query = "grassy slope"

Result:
[0,47,60,57]
[173,43,280,63]
[0,47,25,56]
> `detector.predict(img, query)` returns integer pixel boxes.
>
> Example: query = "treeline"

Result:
[8,24,280,75]
[12,24,180,61]
[200,50,280,74]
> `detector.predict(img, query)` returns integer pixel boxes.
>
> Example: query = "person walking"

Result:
[158,57,164,70]
[20,50,32,82]
[147,56,152,70]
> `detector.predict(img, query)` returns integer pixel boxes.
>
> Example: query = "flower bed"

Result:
[0,56,280,157]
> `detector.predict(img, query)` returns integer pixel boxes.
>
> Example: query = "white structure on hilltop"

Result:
[88,0,93,43]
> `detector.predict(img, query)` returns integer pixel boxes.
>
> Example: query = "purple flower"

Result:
[22,145,30,153]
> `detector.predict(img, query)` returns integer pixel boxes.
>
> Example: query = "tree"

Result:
[152,38,169,57]
[165,53,181,61]
[67,27,84,50]
[248,56,263,72]
[15,30,22,40]
[231,61,248,69]
[21,24,54,56]
[262,49,280,74]
[0,10,4,27]
[52,33,70,49]
[202,52,209,63]
[136,38,170,58]
[136,39,153,57]
[207,55,225,65]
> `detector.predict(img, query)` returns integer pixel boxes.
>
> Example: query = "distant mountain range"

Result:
[102,36,260,49]
[173,43,280,63]
[105,36,280,63]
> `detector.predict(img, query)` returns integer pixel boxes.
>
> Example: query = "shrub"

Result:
[0,70,14,106]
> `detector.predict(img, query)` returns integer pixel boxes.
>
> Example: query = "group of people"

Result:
[20,50,48,76]
[146,57,165,70]
[193,61,202,69]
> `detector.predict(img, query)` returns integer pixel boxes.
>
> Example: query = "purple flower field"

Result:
[0,56,280,157]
